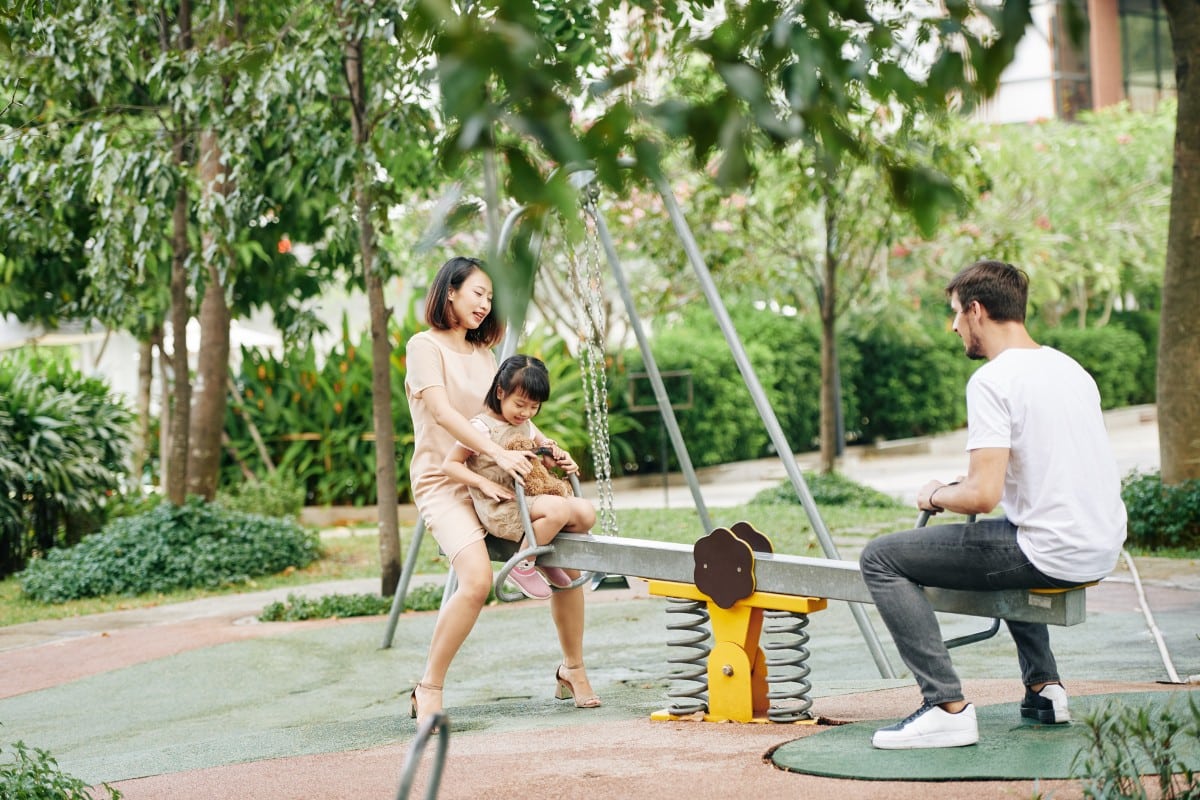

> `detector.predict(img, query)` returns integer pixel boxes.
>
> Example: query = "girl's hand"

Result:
[537,439,578,474]
[554,450,580,475]
[477,479,514,502]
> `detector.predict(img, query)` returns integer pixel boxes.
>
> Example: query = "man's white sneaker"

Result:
[1021,683,1070,724]
[872,702,979,750]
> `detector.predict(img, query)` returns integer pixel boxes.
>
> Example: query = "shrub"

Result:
[402,582,452,612]
[1039,326,1147,410]
[216,470,306,519]
[0,353,134,577]
[848,320,975,443]
[0,738,121,799]
[1110,310,1159,405]
[258,583,465,620]
[224,314,399,507]
[1073,694,1199,799]
[222,307,628,503]
[18,498,321,603]
[723,307,831,454]
[750,472,904,509]
[259,592,392,621]
[1122,471,1200,551]
[612,303,784,472]
[612,303,983,472]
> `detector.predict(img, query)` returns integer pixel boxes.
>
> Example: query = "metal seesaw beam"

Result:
[490,533,1088,627]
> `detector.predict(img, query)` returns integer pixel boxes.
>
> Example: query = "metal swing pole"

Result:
[650,173,897,679]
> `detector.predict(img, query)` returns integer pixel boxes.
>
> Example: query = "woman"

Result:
[404,256,600,724]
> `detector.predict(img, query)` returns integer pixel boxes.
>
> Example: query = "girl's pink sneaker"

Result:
[508,561,552,599]
[535,565,573,589]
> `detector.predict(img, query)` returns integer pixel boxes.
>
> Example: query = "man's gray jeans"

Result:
[859,518,1085,705]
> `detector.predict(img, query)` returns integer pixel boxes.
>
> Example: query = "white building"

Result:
[974,0,1175,124]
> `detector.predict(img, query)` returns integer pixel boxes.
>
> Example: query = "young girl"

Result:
[442,355,597,600]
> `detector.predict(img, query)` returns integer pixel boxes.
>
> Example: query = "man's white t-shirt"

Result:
[965,346,1127,583]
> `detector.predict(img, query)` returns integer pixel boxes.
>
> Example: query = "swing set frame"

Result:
[381,162,898,679]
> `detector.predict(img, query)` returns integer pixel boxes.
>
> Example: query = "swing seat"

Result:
[911,512,1100,648]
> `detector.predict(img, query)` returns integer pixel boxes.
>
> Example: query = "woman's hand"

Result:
[490,447,534,483]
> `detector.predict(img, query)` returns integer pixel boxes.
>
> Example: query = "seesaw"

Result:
[485,522,1089,724]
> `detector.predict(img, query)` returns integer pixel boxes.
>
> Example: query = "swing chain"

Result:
[567,200,618,537]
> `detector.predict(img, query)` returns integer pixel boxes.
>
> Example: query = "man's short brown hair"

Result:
[946,260,1029,323]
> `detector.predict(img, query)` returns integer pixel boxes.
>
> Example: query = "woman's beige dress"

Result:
[404,330,497,562]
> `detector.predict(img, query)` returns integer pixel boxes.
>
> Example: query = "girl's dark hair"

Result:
[424,256,504,347]
[945,259,1029,323]
[485,355,550,414]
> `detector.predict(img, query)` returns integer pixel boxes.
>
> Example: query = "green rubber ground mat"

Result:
[771,691,1200,781]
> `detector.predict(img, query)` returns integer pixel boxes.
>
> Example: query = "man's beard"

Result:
[966,335,986,360]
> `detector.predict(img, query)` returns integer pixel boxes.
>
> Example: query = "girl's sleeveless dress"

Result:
[465,415,540,542]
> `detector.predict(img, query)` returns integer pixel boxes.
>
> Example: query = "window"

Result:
[1120,0,1175,110]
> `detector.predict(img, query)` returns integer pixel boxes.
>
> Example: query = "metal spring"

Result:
[763,609,813,722]
[663,597,711,716]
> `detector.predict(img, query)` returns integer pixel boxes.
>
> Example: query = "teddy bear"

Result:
[504,434,573,498]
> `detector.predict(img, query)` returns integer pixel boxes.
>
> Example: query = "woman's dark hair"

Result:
[945,259,1029,323]
[485,355,550,414]
[424,256,504,347]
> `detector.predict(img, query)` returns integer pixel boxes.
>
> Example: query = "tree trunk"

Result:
[818,205,840,474]
[186,130,233,500]
[157,333,172,495]
[187,260,232,499]
[1158,0,1200,484]
[166,134,192,505]
[367,255,402,596]
[162,0,193,506]
[131,334,155,491]
[341,17,402,595]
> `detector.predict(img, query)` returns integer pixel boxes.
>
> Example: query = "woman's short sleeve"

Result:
[457,416,491,455]
[406,334,445,395]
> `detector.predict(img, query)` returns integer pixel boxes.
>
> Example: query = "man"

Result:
[859,260,1127,749]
